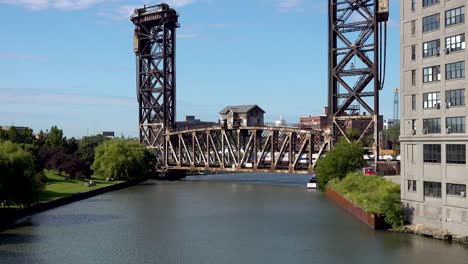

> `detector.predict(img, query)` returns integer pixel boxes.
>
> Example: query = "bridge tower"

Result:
[131,4,179,168]
[328,0,389,164]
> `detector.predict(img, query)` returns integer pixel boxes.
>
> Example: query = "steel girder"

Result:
[164,126,324,174]
[329,0,379,144]
[131,4,178,168]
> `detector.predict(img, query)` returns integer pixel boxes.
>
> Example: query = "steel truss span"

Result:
[131,4,179,164]
[165,127,325,174]
[328,0,388,146]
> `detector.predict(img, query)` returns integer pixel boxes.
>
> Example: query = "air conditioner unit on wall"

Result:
[423,129,428,134]
[446,127,451,134]
[411,129,416,135]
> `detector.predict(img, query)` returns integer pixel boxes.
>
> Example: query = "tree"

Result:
[36,130,46,146]
[21,128,35,144]
[45,126,66,147]
[65,137,79,154]
[0,141,39,207]
[78,135,108,166]
[39,147,90,179]
[92,139,148,180]
[385,124,400,151]
[315,139,366,190]
[7,126,18,143]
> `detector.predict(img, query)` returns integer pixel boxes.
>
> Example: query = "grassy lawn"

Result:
[38,170,123,202]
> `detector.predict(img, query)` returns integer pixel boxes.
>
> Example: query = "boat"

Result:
[307,175,318,189]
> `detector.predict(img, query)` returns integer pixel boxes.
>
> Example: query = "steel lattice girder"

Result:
[328,0,380,143]
[164,126,324,174]
[132,4,179,168]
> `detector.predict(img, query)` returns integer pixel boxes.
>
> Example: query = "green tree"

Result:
[45,126,66,147]
[385,124,400,151]
[346,128,361,142]
[36,130,46,146]
[0,141,39,207]
[21,128,35,144]
[7,126,18,143]
[78,135,108,166]
[92,139,148,180]
[315,139,366,190]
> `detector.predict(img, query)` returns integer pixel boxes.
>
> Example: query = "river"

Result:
[0,173,467,264]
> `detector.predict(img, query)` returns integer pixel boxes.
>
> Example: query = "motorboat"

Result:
[307,174,318,189]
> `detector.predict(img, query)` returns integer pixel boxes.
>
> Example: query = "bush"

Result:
[327,172,403,228]
[315,139,365,190]
[0,141,39,207]
[92,139,148,180]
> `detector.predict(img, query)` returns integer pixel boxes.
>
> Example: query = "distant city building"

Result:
[102,131,115,138]
[176,116,216,131]
[275,116,286,127]
[346,115,384,135]
[1,126,29,133]
[299,107,330,130]
[219,105,265,129]
[384,119,399,130]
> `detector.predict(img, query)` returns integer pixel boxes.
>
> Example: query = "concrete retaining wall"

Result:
[326,188,388,230]
[0,178,148,231]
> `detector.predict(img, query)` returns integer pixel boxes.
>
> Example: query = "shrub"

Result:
[327,172,403,228]
[315,139,365,190]
[92,139,148,180]
[0,141,39,207]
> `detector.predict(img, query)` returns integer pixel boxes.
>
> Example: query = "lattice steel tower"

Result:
[131,4,179,168]
[328,0,389,159]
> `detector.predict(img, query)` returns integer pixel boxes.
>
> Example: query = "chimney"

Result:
[323,107,329,116]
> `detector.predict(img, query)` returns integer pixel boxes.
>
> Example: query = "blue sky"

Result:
[0,0,400,138]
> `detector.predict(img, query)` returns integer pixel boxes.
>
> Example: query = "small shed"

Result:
[219,105,265,128]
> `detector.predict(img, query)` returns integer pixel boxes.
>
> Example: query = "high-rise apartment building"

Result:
[400,0,468,235]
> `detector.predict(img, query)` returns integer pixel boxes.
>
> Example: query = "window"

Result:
[446,144,466,164]
[412,70,416,85]
[412,119,417,130]
[446,7,464,27]
[423,92,441,109]
[412,0,416,11]
[423,118,441,133]
[423,65,441,82]
[423,0,439,7]
[446,89,465,106]
[447,183,466,197]
[446,34,465,52]
[423,144,441,163]
[411,45,416,60]
[423,13,440,32]
[412,94,416,110]
[446,61,465,80]
[408,180,417,192]
[423,40,440,57]
[424,181,442,198]
[446,117,465,133]
[411,20,416,35]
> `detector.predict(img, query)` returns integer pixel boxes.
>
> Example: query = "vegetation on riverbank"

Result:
[39,170,122,202]
[0,126,154,208]
[327,172,403,228]
[315,139,366,190]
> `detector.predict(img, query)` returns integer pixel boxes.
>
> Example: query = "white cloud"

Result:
[0,0,108,10]
[275,0,303,11]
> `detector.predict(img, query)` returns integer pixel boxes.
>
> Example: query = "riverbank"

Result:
[391,224,468,245]
[0,177,148,231]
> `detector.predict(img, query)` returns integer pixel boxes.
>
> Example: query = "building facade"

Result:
[219,105,265,129]
[400,0,468,235]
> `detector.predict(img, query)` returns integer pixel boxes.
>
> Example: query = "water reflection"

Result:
[0,174,467,264]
